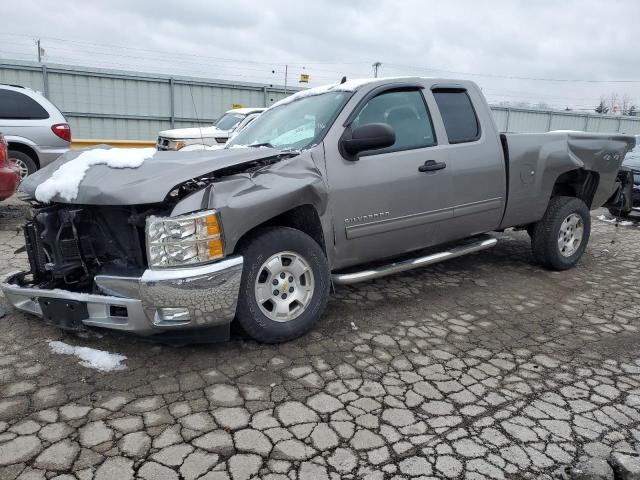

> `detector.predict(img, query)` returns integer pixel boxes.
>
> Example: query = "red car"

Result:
[0,134,19,201]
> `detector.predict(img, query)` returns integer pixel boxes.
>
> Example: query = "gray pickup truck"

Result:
[4,77,635,343]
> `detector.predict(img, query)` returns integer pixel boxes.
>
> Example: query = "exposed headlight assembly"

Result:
[146,210,224,268]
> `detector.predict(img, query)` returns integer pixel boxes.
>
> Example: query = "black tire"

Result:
[235,227,330,343]
[9,150,38,179]
[525,224,535,237]
[607,206,631,218]
[530,196,591,270]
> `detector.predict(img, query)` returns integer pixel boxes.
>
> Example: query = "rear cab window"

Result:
[0,89,50,120]
[432,89,480,144]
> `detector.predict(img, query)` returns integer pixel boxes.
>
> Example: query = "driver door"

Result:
[325,87,454,270]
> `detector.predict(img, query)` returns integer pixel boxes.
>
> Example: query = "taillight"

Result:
[51,123,71,143]
[0,135,7,165]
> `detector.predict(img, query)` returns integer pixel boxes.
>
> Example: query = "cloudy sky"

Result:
[3,0,640,110]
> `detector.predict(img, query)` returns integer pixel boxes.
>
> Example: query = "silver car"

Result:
[0,84,70,179]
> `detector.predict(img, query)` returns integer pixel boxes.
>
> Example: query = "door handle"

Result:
[418,160,447,172]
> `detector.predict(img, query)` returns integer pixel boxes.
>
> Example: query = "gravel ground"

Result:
[0,196,639,480]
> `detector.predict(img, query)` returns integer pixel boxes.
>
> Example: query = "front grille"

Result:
[22,205,147,289]
[58,237,95,260]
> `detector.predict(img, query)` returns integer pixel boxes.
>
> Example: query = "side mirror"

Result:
[340,123,396,158]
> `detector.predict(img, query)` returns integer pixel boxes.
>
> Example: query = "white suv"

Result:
[156,107,265,151]
[0,84,70,179]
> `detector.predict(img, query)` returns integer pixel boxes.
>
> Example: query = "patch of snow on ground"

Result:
[597,215,634,226]
[48,340,127,372]
[35,148,156,202]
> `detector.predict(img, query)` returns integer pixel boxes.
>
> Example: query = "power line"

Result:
[5,32,640,84]
[0,32,369,68]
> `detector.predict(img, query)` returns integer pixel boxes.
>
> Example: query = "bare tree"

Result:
[620,94,633,115]
[606,93,619,113]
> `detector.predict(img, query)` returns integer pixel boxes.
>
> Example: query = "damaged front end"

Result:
[20,203,148,291]
[3,200,243,338]
[3,145,328,339]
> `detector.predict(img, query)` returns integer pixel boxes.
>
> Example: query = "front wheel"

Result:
[530,196,591,270]
[235,227,330,343]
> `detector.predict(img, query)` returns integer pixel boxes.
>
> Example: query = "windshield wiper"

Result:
[248,142,275,148]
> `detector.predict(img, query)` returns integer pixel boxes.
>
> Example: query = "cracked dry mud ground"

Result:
[0,197,639,480]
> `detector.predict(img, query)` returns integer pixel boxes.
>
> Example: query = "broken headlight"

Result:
[146,210,224,268]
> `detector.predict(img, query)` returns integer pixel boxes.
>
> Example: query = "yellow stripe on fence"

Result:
[72,139,156,149]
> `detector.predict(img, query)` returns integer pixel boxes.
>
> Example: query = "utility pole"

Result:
[372,62,382,78]
[36,39,42,63]
[284,64,288,94]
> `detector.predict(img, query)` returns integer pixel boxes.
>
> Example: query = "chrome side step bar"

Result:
[331,235,497,285]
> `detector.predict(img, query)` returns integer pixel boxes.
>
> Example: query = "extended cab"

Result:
[5,78,635,343]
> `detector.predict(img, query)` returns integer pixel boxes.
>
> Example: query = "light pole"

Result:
[372,62,382,78]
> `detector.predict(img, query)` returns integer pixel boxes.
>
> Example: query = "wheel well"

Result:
[8,142,40,169]
[235,205,326,254]
[551,169,599,208]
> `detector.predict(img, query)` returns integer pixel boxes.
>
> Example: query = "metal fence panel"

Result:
[586,116,620,133]
[0,65,45,92]
[67,115,170,141]
[52,72,171,117]
[490,109,508,131]
[549,113,587,131]
[508,109,550,133]
[619,118,640,135]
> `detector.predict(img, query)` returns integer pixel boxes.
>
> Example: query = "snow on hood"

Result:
[21,145,286,205]
[158,125,228,139]
[270,78,378,108]
[48,340,127,372]
[35,148,156,203]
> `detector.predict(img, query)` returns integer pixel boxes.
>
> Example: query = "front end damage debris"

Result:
[3,150,328,338]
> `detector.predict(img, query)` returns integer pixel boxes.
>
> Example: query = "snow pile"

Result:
[597,215,634,226]
[48,340,127,372]
[35,148,156,202]
[271,78,379,108]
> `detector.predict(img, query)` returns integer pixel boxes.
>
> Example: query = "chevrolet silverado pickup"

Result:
[3,77,635,343]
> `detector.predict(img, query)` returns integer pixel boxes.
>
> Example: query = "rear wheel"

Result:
[235,227,330,343]
[530,196,591,270]
[9,150,37,180]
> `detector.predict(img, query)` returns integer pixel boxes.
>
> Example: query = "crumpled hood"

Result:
[20,146,285,205]
[158,126,228,139]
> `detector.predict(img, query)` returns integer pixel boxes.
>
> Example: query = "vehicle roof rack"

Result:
[0,83,25,89]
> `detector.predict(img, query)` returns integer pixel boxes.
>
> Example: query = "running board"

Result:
[331,235,497,285]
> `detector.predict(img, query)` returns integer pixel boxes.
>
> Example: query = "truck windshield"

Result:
[216,113,244,130]
[227,91,350,151]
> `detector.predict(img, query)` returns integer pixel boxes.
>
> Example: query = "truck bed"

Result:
[499,131,635,229]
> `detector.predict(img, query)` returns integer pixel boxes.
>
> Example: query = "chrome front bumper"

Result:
[1,256,243,335]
